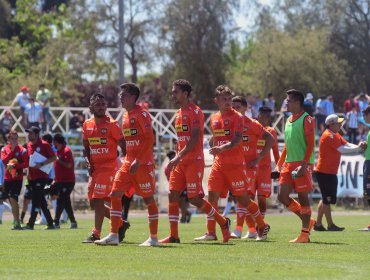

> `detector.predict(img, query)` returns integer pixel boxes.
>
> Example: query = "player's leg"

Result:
[9,181,22,229]
[139,195,159,247]
[159,190,180,243]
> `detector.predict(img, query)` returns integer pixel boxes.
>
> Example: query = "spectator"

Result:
[303,93,315,116]
[252,94,263,118]
[0,111,13,144]
[315,95,326,135]
[344,94,359,113]
[24,96,43,129]
[355,93,370,116]
[36,84,52,132]
[263,93,276,116]
[346,106,359,144]
[69,112,85,132]
[11,86,30,128]
[280,97,291,118]
[320,95,335,116]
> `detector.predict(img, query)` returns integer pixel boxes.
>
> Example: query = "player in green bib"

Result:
[274,89,316,243]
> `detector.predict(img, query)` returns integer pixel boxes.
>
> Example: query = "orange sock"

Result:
[169,201,179,239]
[92,227,101,237]
[245,211,256,232]
[200,200,227,229]
[110,196,123,234]
[205,202,218,235]
[301,228,310,238]
[287,199,302,218]
[147,201,158,238]
[236,202,247,232]
[247,201,265,229]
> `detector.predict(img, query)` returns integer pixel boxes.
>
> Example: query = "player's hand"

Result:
[34,163,42,169]
[130,159,139,174]
[359,141,367,151]
[295,166,305,178]
[168,156,180,171]
[87,164,94,176]
[209,146,222,156]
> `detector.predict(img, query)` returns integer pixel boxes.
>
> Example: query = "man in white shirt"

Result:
[24,97,43,129]
[11,86,30,128]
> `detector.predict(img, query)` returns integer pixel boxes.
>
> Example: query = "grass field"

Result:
[1,213,370,280]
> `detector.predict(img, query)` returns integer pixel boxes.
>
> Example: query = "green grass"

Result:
[1,214,370,280]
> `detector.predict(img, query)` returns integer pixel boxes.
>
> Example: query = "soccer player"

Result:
[82,93,126,243]
[361,106,370,231]
[23,126,56,230]
[95,83,159,246]
[273,89,316,243]
[314,114,364,231]
[195,85,270,242]
[159,79,230,244]
[230,98,275,239]
[0,131,29,229]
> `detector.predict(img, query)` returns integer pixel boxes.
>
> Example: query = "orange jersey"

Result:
[122,105,154,165]
[210,108,244,166]
[175,102,204,163]
[82,115,123,169]
[257,126,279,166]
[242,116,265,162]
[316,129,347,174]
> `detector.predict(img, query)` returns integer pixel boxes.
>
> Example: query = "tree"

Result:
[161,0,237,108]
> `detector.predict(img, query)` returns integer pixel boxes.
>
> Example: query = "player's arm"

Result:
[14,149,29,169]
[275,145,286,171]
[1,148,12,165]
[255,130,274,163]
[208,136,214,148]
[34,145,56,169]
[209,131,242,156]
[168,127,200,170]
[82,139,93,176]
[56,150,74,169]
[118,137,126,157]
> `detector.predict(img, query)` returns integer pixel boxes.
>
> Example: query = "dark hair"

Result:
[232,96,248,107]
[39,83,45,88]
[215,85,233,97]
[267,93,273,98]
[53,133,66,145]
[259,106,272,114]
[90,93,105,105]
[286,89,304,107]
[120,83,140,102]
[173,79,192,96]
[166,150,176,160]
[42,133,53,144]
[362,105,370,115]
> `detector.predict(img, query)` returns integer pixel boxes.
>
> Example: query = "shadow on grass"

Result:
[182,242,235,246]
[309,241,348,245]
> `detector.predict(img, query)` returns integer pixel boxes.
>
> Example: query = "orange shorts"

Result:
[255,165,272,198]
[112,162,155,198]
[279,162,313,193]
[169,160,205,199]
[245,165,258,196]
[208,163,248,198]
[88,168,117,200]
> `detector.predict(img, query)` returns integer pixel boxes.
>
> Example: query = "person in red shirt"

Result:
[195,85,270,242]
[314,114,364,231]
[96,83,159,246]
[52,133,78,229]
[23,126,56,230]
[0,130,28,229]
[82,93,126,243]
[229,98,274,239]
[159,79,230,244]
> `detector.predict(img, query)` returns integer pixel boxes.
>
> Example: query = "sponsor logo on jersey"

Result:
[257,139,265,146]
[130,118,135,124]
[231,180,244,187]
[243,135,249,141]
[186,183,197,190]
[36,147,41,152]
[213,129,230,137]
[126,140,140,147]
[88,137,107,145]
[175,124,189,132]
[139,182,152,190]
[123,128,138,136]
[178,136,190,142]
[224,120,229,126]
[101,128,107,134]
[90,147,109,155]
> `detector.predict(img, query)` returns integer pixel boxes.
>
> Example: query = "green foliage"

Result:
[226,28,349,104]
